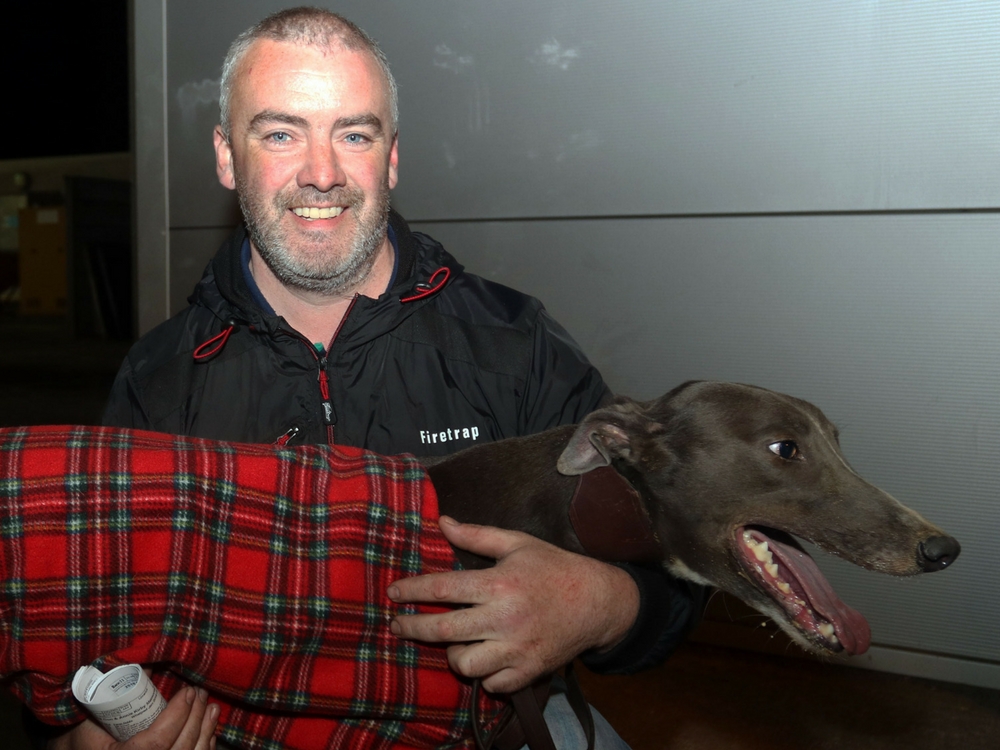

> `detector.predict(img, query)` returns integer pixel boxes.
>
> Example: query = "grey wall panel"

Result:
[149,0,1000,684]
[133,0,170,334]
[411,213,1000,665]
[167,1,1000,228]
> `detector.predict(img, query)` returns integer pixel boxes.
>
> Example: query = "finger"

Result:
[193,701,220,750]
[445,641,508,680]
[447,642,544,694]
[388,567,494,606]
[447,641,532,693]
[48,719,114,750]
[391,602,494,643]
[121,686,200,750]
[436,516,532,560]
[480,666,531,695]
[163,688,213,750]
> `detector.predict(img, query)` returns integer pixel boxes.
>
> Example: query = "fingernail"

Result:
[197,687,208,702]
[185,686,196,704]
[387,585,399,601]
[440,515,457,527]
[208,703,220,722]
[390,618,401,635]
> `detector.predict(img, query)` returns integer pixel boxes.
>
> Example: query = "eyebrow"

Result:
[247,110,384,136]
[333,113,385,135]
[248,110,310,131]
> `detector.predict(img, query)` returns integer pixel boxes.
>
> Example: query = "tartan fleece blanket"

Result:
[0,425,503,749]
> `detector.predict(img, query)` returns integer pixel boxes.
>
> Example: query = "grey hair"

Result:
[218,7,398,139]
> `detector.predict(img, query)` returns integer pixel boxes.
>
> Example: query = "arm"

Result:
[388,517,640,692]
[48,687,218,750]
[389,308,704,682]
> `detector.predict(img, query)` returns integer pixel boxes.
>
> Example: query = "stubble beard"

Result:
[236,172,391,297]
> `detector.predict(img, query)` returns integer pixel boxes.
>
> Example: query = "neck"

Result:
[249,237,394,348]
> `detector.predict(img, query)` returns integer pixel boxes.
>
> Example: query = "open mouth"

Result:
[736,525,871,655]
[291,206,345,221]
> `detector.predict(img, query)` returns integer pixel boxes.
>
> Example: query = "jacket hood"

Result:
[190,209,465,348]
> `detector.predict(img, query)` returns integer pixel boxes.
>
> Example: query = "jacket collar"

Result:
[195,209,464,344]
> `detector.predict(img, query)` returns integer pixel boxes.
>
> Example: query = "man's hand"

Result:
[48,685,219,750]
[387,516,640,694]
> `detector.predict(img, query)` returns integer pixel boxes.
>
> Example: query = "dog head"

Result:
[556,380,960,657]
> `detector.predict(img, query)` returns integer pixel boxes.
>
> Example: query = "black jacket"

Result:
[104,211,699,673]
[104,212,609,453]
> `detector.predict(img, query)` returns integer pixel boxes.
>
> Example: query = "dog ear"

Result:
[557,402,653,475]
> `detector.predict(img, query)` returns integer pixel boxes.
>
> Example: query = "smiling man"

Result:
[49,8,702,750]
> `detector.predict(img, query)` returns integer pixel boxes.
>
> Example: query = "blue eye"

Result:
[269,132,291,143]
[345,133,369,144]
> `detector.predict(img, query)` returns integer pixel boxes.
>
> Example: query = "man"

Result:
[52,8,700,749]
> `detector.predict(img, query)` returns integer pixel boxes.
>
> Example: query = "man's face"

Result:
[214,39,399,296]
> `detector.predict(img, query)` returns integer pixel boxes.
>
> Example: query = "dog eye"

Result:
[768,440,800,460]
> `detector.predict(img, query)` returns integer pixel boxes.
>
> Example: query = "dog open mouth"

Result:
[736,526,872,655]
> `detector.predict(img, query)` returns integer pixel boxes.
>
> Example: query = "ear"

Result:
[387,132,399,190]
[556,418,631,475]
[214,125,236,190]
[557,399,662,475]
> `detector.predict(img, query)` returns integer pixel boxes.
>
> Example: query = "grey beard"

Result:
[238,185,390,297]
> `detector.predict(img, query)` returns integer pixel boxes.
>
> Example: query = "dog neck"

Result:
[569,466,660,563]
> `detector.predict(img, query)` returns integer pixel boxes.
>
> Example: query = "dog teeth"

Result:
[743,532,795,595]
[743,533,774,565]
[818,623,838,644]
[744,532,840,646]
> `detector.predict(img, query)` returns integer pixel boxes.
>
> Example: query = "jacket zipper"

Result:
[310,295,359,445]
[317,354,336,444]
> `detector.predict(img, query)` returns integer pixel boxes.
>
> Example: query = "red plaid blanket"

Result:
[0,425,502,749]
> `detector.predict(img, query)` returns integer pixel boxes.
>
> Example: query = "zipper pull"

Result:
[275,426,300,447]
[318,357,336,426]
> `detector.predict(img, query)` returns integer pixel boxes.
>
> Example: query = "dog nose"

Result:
[918,535,961,572]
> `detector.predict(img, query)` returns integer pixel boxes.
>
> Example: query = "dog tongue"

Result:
[766,535,872,655]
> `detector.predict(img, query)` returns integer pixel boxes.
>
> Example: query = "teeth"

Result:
[818,623,838,644]
[743,532,836,644]
[744,531,794,595]
[292,206,344,220]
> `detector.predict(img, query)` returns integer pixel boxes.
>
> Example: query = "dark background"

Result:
[3,3,129,160]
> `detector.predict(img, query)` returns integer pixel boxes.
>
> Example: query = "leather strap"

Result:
[473,677,552,750]
[471,466,655,749]
[510,685,558,750]
[569,465,660,563]
[472,666,595,750]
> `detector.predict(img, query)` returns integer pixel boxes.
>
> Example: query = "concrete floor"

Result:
[0,316,997,749]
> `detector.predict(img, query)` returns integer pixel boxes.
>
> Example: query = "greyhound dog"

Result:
[428,380,960,660]
[0,381,960,749]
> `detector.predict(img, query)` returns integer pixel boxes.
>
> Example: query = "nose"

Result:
[297,139,344,193]
[918,535,961,572]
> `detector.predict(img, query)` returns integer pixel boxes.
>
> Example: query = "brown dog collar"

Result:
[568,466,660,563]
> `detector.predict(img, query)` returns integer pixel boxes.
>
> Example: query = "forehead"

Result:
[230,38,389,121]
